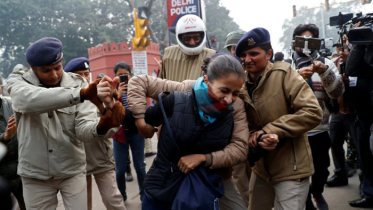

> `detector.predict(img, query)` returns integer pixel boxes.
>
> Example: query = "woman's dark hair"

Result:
[114,61,131,75]
[201,57,211,75]
[292,24,319,38]
[206,54,246,83]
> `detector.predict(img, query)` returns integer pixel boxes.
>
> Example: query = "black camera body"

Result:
[348,13,373,45]
[119,75,129,83]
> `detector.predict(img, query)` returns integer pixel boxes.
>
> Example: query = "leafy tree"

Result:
[0,0,239,78]
[205,0,240,52]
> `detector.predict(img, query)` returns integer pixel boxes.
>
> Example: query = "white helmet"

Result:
[176,14,206,56]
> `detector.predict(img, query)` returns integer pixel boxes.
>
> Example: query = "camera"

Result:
[119,75,129,83]
[294,36,322,51]
[330,13,353,27]
[348,13,373,45]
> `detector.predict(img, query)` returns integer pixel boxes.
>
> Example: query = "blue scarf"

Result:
[192,77,233,126]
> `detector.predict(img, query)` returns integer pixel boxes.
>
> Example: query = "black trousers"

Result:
[356,118,373,199]
[329,113,357,176]
[308,131,331,195]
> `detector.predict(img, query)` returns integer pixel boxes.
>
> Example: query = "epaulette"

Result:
[272,62,292,71]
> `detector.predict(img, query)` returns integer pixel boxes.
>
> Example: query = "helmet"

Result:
[224,30,246,49]
[176,14,206,56]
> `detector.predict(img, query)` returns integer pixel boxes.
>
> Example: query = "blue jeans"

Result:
[113,131,146,199]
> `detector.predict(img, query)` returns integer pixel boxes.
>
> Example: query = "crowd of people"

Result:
[0,13,373,210]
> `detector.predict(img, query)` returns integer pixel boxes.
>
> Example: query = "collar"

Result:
[246,62,274,85]
[22,70,78,88]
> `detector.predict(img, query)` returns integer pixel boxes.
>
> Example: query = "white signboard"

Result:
[132,51,148,75]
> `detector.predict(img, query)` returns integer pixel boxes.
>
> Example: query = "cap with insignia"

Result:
[26,37,64,66]
[64,57,90,73]
[235,27,271,57]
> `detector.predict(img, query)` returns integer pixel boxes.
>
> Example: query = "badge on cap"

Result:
[84,62,89,69]
[248,38,256,46]
[56,52,61,60]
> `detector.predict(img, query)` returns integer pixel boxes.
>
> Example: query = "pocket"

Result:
[56,107,76,134]
[101,138,113,159]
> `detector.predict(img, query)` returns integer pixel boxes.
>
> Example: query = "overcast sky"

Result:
[220,0,373,54]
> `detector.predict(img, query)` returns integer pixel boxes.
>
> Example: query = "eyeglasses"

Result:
[182,35,201,42]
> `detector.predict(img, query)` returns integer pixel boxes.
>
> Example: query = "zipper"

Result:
[291,139,297,171]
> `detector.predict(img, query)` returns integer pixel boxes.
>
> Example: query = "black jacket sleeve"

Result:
[346,44,368,76]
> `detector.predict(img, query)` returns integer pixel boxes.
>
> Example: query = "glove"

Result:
[80,78,104,114]
[97,101,126,133]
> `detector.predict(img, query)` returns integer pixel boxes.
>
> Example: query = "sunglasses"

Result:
[182,35,201,42]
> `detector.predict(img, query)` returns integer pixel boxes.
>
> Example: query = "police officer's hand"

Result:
[80,78,104,113]
[178,154,206,174]
[298,67,314,79]
[259,134,279,151]
[4,115,17,141]
[97,101,125,133]
[248,130,264,148]
[135,119,158,138]
[311,61,328,74]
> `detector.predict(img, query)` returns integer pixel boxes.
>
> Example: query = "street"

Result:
[55,136,373,210]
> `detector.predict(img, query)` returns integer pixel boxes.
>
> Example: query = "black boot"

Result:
[326,174,348,187]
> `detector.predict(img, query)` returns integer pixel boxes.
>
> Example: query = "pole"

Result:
[320,3,326,39]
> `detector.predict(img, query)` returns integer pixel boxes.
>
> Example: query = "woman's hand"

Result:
[135,119,158,138]
[4,115,17,141]
[259,134,279,151]
[118,82,128,98]
[178,154,207,174]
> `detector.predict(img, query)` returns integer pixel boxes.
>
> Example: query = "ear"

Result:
[266,49,273,61]
[203,75,209,85]
[30,65,37,72]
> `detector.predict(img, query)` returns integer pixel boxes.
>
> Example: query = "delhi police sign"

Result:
[167,0,201,32]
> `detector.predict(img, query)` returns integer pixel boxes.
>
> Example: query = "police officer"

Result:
[159,14,216,82]
[7,37,124,210]
[64,57,126,210]
[235,28,322,210]
[224,30,245,56]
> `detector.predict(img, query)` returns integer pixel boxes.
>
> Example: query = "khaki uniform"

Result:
[242,62,322,209]
[85,111,125,210]
[159,46,216,82]
[7,70,108,209]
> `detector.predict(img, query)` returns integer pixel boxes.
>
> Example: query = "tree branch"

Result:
[125,0,134,11]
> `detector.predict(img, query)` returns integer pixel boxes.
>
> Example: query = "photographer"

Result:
[326,36,358,188]
[286,23,344,210]
[345,21,373,208]
[112,61,146,202]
